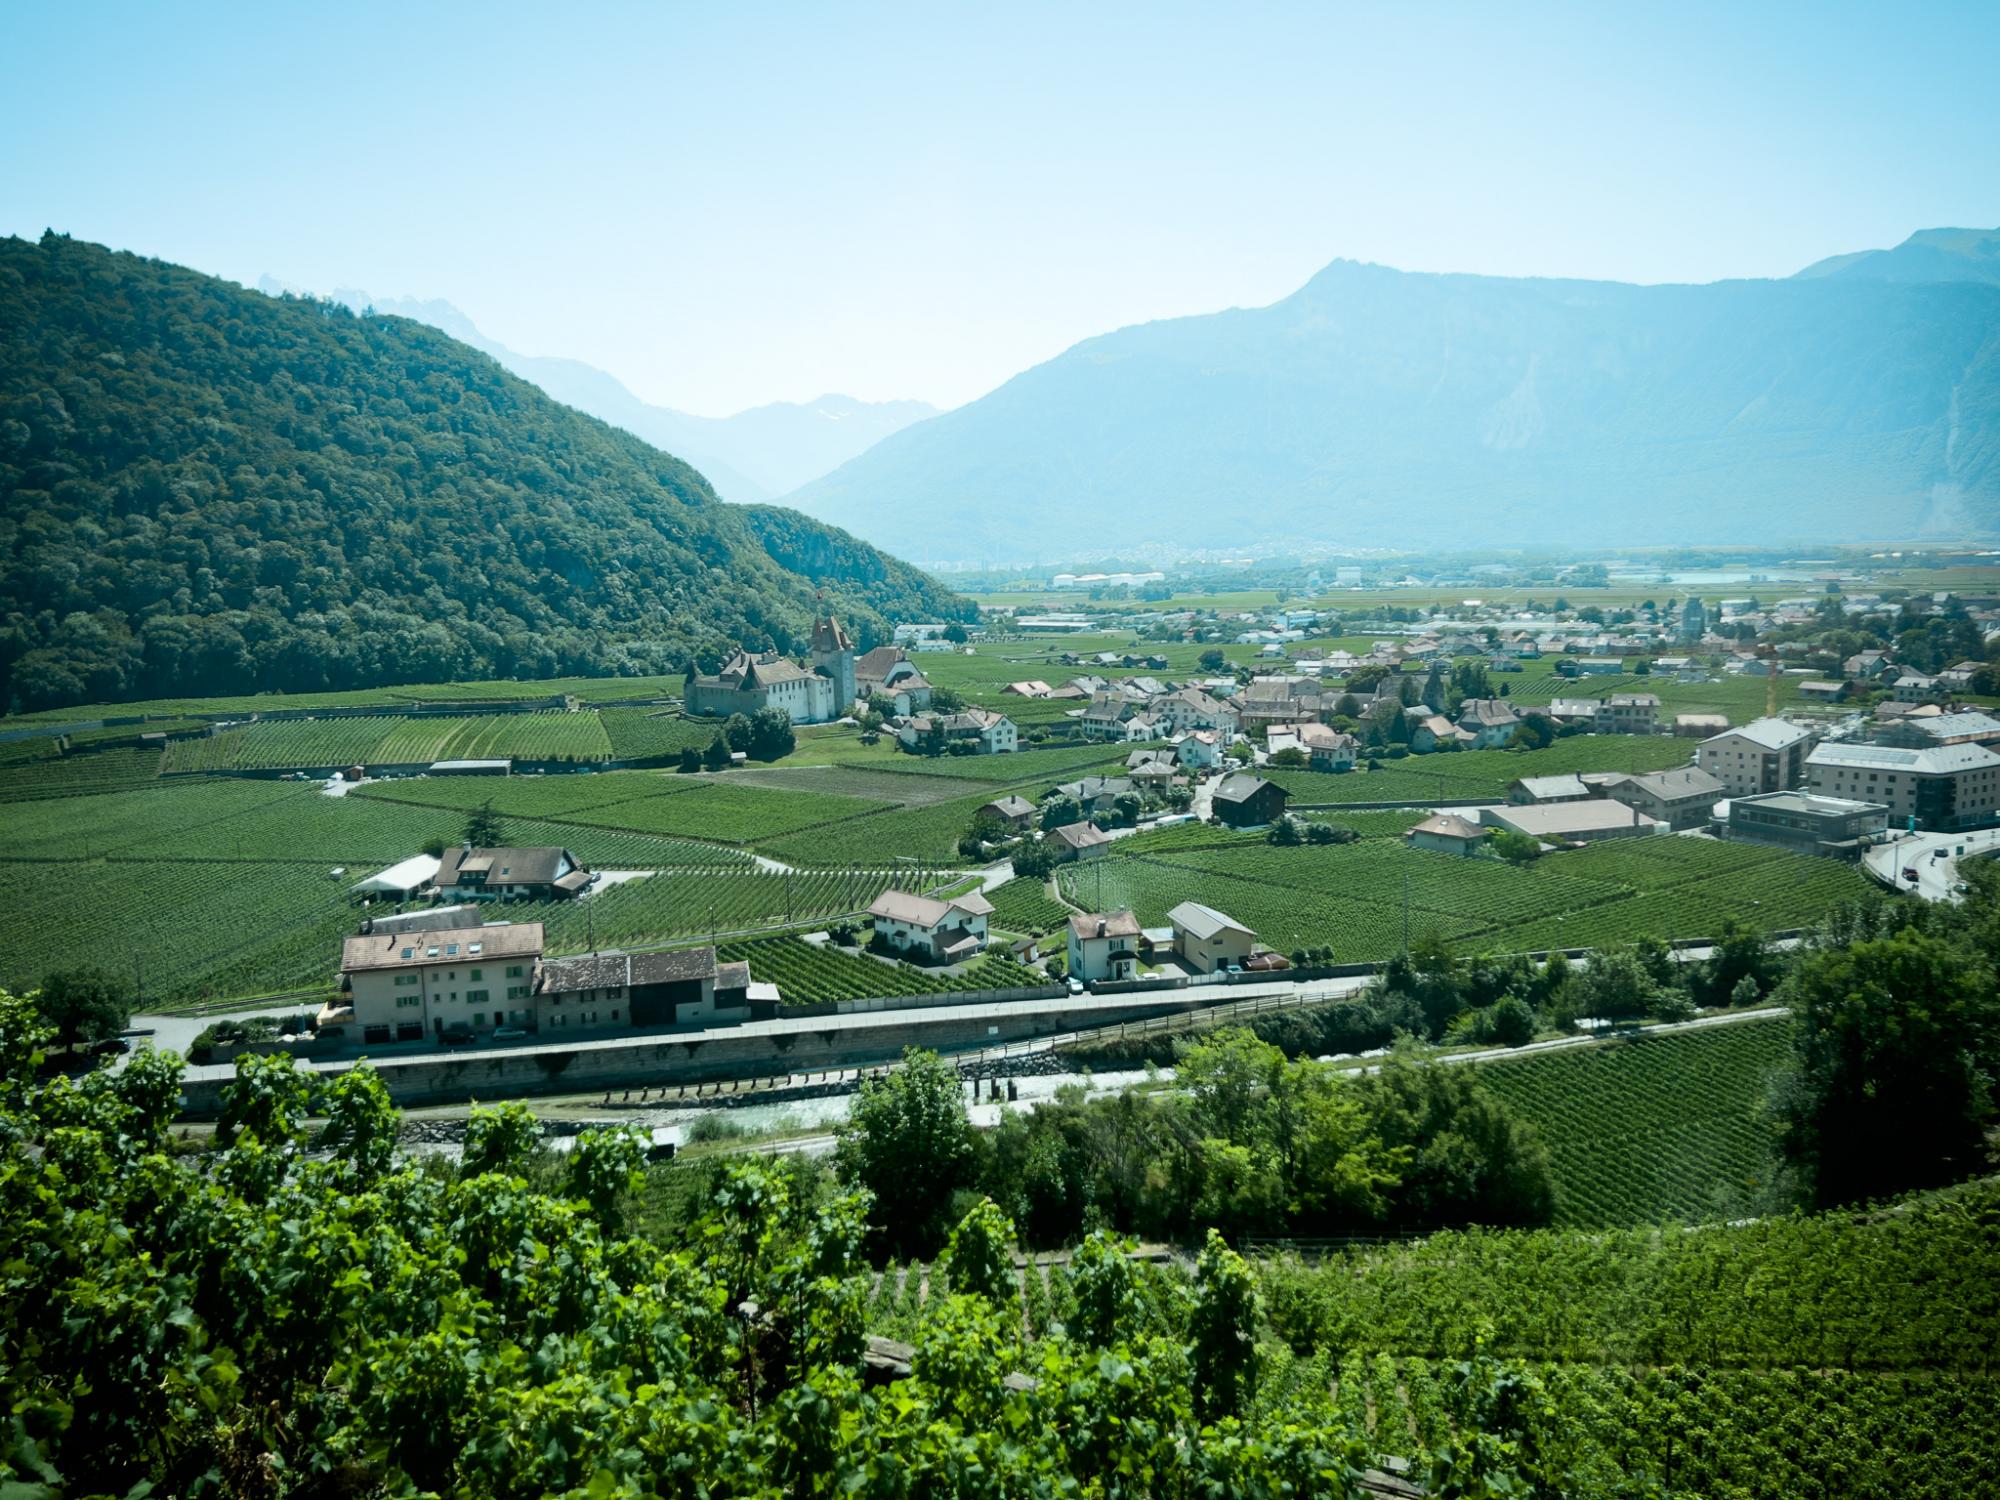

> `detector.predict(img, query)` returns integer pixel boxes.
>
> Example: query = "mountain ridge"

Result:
[0,233,970,711]
[780,231,2000,563]
[254,278,938,502]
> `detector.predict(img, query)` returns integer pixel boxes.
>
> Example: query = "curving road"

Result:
[1863,826,2000,903]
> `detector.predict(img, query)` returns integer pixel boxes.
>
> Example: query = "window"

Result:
[394,974,419,988]
[470,968,482,981]
[506,965,525,978]
[400,947,415,959]
[396,995,421,1009]
[364,1025,391,1044]
[506,985,528,1000]
[446,944,460,956]
[472,1013,485,1027]
[469,943,483,955]
[467,990,489,1004]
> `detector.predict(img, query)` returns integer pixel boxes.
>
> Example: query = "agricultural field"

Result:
[1477,1016,1796,1227]
[985,878,1074,935]
[1265,735,1697,806]
[164,712,615,772]
[598,707,718,761]
[554,780,890,846]
[1502,668,1805,722]
[533,868,919,952]
[0,746,164,802]
[716,936,1046,1004]
[756,789,998,869]
[352,771,683,819]
[710,764,991,807]
[1059,830,1877,960]
[853,742,1135,784]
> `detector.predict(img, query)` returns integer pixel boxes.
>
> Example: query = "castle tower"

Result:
[810,610,856,711]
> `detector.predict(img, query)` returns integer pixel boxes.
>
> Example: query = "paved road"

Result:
[1863,826,2000,902]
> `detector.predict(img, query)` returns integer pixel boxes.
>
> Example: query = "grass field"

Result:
[1058,829,1877,959]
[1477,1016,1796,1226]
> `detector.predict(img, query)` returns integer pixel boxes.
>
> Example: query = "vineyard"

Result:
[161,712,615,772]
[1265,735,1696,806]
[1503,668,1807,722]
[598,708,717,761]
[536,868,923,954]
[0,747,165,802]
[554,780,889,845]
[1059,831,1877,959]
[716,936,1048,1004]
[1477,1016,1796,1226]
[758,790,999,868]
[985,878,1074,935]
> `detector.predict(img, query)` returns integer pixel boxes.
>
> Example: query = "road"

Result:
[1862,826,2000,902]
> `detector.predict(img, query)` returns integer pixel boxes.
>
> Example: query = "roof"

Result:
[1166,901,1255,940]
[1055,776,1134,800]
[536,946,718,994]
[1409,813,1484,841]
[342,922,544,974]
[1618,766,1726,801]
[1808,741,2000,775]
[810,614,853,654]
[1704,717,1812,751]
[350,853,441,894]
[429,758,511,772]
[1047,822,1114,850]
[1607,693,1662,708]
[1731,790,1888,818]
[856,645,907,679]
[867,888,995,928]
[716,960,752,992]
[1898,711,2000,740]
[1457,698,1520,728]
[1511,774,1589,800]
[1067,910,1143,941]
[437,845,581,887]
[981,795,1037,818]
[1483,802,1661,838]
[1213,773,1279,805]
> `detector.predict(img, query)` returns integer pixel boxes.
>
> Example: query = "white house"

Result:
[1066,910,1141,983]
[1174,731,1223,770]
[866,889,994,962]
[1166,901,1257,974]
[338,921,544,1046]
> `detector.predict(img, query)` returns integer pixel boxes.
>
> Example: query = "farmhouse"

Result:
[866,888,994,963]
[1404,813,1486,856]
[978,795,1039,831]
[1805,741,2000,832]
[1046,822,1115,861]
[1479,801,1663,845]
[1052,776,1136,815]
[1546,698,1605,727]
[1212,773,1287,828]
[337,921,545,1045]
[534,946,756,1033]
[1697,718,1814,797]
[1153,688,1239,739]
[349,853,442,899]
[1798,680,1850,704]
[1597,765,1727,831]
[1066,909,1142,983]
[435,845,593,902]
[1003,680,1055,698]
[1456,699,1522,748]
[1175,731,1223,770]
[1599,694,1661,735]
[1167,901,1258,973]
[1079,693,1140,740]
[896,708,1018,754]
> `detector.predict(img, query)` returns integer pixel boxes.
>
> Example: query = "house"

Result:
[1674,713,1730,739]
[339,921,545,1045]
[1717,791,1889,859]
[897,708,1018,754]
[1546,697,1604,727]
[435,845,593,902]
[1697,719,1814,796]
[1046,821,1115,861]
[1003,680,1056,698]
[1079,693,1140,740]
[1167,901,1258,973]
[686,613,855,723]
[1404,813,1486,856]
[978,795,1038,831]
[1599,694,1661,735]
[1051,776,1135,815]
[1067,910,1142,983]
[1805,741,2000,832]
[1409,713,1471,751]
[866,889,994,962]
[1892,671,1944,704]
[854,645,911,695]
[1127,747,1179,772]
[1479,801,1664,845]
[534,945,752,1034]
[1212,773,1287,828]
[1507,774,1592,805]
[1456,699,1522,748]
[1798,680,1850,704]
[1561,657,1626,677]
[1153,688,1239,739]
[1175,731,1223,770]
[1294,721,1359,771]
[1843,651,1891,680]
[1598,765,1727,831]
[1238,677,1323,733]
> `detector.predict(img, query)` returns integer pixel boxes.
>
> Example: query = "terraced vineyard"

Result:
[985,878,1074,935]
[1477,1016,1796,1226]
[598,708,716,761]
[537,868,922,953]
[1060,830,1877,959]
[717,936,1047,1004]
[0,746,163,801]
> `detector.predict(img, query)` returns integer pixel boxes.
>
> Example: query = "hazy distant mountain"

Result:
[254,278,936,501]
[1794,226,2000,286]
[781,233,2000,562]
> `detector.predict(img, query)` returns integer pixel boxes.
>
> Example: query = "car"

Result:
[439,1031,477,1048]
[1066,977,1085,995]
[1932,848,1948,860]
[492,1027,529,1042]
[1903,867,1920,882]
[90,1036,131,1056]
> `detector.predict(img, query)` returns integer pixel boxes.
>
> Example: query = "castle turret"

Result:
[810,612,857,712]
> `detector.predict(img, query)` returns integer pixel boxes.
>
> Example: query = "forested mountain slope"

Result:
[0,233,970,711]
[785,237,2000,561]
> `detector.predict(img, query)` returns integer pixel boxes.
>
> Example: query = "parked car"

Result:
[90,1037,130,1056]
[493,1027,529,1042]
[439,1031,477,1048]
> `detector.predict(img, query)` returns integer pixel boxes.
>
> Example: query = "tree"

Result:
[747,706,796,760]
[1111,791,1144,826]
[317,1064,400,1183]
[724,712,755,754]
[835,1048,976,1255]
[1012,839,1058,880]
[1267,746,1308,768]
[1489,829,1541,866]
[1040,795,1083,832]
[938,1197,1016,1305]
[34,966,128,1051]
[1574,945,1657,1022]
[930,685,966,712]
[703,731,732,771]
[1778,929,1999,1207]
[464,800,505,847]
[1199,648,1227,672]
[463,1100,541,1174]
[942,622,969,643]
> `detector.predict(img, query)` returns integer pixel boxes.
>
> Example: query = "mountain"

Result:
[257,279,937,501]
[782,234,2000,562]
[0,233,971,711]
[1794,226,2000,286]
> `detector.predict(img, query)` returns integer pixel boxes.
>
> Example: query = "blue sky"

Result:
[4,1,1995,415]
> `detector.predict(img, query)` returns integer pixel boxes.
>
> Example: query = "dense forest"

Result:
[0,233,973,711]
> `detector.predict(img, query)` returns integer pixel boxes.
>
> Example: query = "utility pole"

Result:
[1401,872,1409,954]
